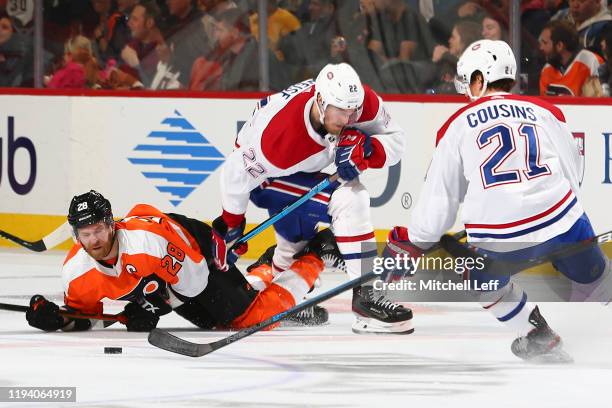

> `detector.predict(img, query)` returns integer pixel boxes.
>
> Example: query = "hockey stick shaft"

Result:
[0,222,71,252]
[235,173,338,245]
[148,231,467,357]
[0,302,127,324]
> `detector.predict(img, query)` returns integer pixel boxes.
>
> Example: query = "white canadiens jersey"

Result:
[220,79,406,215]
[409,93,584,245]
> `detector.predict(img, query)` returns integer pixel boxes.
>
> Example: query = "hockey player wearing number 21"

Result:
[385,40,611,362]
[212,63,413,334]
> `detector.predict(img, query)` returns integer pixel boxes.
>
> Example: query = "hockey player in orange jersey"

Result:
[25,190,338,332]
[538,20,604,96]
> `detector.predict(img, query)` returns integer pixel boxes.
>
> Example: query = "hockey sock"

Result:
[479,281,537,335]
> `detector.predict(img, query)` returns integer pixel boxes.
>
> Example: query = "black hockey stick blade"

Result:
[0,229,47,252]
[149,329,213,357]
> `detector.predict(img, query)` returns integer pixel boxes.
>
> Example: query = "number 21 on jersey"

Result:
[478,123,551,188]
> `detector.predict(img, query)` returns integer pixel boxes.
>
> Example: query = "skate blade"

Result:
[351,318,414,335]
[280,319,330,328]
[527,349,574,364]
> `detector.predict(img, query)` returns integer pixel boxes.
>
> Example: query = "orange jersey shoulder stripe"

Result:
[63,247,142,314]
[122,204,202,253]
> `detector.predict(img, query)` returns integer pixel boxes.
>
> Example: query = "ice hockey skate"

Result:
[283,305,329,327]
[295,228,347,273]
[511,306,573,364]
[352,286,414,335]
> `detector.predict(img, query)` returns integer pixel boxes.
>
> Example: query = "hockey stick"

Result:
[234,173,339,246]
[0,302,127,325]
[148,270,377,357]
[440,230,612,274]
[148,230,466,357]
[0,222,72,252]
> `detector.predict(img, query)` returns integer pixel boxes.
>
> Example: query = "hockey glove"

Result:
[26,295,66,331]
[211,215,248,272]
[381,226,424,283]
[335,128,372,182]
[121,302,160,332]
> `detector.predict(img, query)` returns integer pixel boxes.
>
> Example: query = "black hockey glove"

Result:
[26,295,66,332]
[121,302,160,332]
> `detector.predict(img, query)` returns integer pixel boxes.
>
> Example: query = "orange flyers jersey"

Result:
[540,50,603,96]
[62,204,210,314]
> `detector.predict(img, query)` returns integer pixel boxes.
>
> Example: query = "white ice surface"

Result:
[1,248,611,408]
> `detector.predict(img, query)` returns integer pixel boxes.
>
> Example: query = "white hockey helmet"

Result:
[314,63,365,122]
[455,39,516,100]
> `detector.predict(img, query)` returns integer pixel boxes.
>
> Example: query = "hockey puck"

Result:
[104,347,122,354]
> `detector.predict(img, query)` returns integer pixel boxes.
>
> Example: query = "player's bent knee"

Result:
[289,254,324,288]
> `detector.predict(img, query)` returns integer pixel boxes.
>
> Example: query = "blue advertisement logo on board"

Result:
[128,111,225,206]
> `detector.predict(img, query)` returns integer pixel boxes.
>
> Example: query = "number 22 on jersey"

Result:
[478,123,551,189]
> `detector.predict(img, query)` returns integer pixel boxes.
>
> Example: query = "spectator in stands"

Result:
[0,13,33,87]
[539,20,604,96]
[94,0,138,62]
[427,1,485,44]
[198,0,238,41]
[0,13,34,87]
[597,22,612,94]
[164,0,213,86]
[365,0,436,62]
[122,0,167,88]
[47,35,101,89]
[326,0,386,91]
[481,14,508,41]
[91,0,114,54]
[278,0,338,80]
[521,0,554,38]
[190,8,290,91]
[427,19,481,93]
[249,0,301,60]
[552,0,612,57]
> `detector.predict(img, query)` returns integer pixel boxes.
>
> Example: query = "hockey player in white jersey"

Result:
[385,40,610,361]
[212,63,413,334]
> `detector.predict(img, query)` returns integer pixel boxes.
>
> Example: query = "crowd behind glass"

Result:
[1,0,611,96]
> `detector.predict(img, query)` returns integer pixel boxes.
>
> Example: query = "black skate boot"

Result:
[246,244,276,272]
[511,306,573,363]
[282,305,329,327]
[352,286,414,334]
[295,228,347,273]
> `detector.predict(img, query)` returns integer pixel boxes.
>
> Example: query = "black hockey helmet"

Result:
[67,190,114,232]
